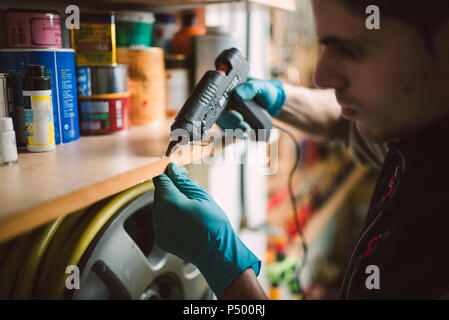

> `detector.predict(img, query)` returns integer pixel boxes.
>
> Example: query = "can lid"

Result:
[0,117,14,133]
[80,12,115,24]
[116,11,155,24]
[5,8,60,15]
[206,26,229,35]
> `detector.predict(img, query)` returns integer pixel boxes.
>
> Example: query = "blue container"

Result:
[0,48,80,145]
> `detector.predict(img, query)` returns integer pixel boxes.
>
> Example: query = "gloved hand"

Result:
[152,162,261,298]
[216,78,286,133]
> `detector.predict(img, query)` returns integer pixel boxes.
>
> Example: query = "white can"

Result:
[165,54,189,117]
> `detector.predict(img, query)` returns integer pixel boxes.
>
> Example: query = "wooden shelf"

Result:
[0,120,219,244]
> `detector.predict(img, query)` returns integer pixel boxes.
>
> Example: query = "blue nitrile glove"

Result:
[152,162,261,298]
[216,78,286,133]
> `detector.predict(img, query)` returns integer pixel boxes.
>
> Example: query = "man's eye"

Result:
[338,46,363,60]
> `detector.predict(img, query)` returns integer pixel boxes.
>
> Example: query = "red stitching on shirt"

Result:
[363,235,379,258]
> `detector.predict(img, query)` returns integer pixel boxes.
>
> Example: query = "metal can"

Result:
[0,74,12,118]
[4,72,27,148]
[192,27,244,84]
[116,11,155,48]
[71,13,116,65]
[165,55,189,117]
[76,65,129,96]
[78,93,130,135]
[0,48,80,145]
[117,48,166,125]
[5,9,62,48]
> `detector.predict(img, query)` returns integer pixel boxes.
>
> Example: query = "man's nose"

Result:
[313,49,348,90]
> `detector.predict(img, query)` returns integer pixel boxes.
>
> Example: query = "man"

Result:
[153,0,449,299]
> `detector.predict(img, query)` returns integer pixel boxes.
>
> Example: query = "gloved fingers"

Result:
[216,110,251,134]
[234,79,261,101]
[234,78,280,112]
[153,173,189,204]
[223,109,244,124]
[233,78,286,117]
[166,162,212,201]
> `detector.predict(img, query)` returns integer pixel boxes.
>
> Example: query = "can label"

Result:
[0,49,80,145]
[76,67,90,95]
[24,94,55,147]
[6,12,62,48]
[80,96,129,135]
[72,23,116,65]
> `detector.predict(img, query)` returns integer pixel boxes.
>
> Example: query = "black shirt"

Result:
[340,116,449,299]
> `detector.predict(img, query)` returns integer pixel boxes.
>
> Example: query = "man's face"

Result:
[312,0,449,142]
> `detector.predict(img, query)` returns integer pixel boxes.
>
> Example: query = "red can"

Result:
[79,93,130,135]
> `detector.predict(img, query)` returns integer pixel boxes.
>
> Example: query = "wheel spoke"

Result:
[80,227,159,299]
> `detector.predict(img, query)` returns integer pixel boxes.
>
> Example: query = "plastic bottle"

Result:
[153,13,177,53]
[22,65,55,152]
[0,117,18,166]
[171,11,206,57]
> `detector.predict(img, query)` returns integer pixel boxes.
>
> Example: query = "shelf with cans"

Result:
[0,8,248,155]
[0,8,246,240]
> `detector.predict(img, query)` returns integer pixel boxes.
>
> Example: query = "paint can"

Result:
[192,27,245,85]
[71,13,116,65]
[77,65,130,135]
[5,9,62,48]
[4,72,27,148]
[116,11,155,48]
[117,48,165,125]
[78,93,130,135]
[0,48,80,145]
[76,65,129,96]
[165,55,189,117]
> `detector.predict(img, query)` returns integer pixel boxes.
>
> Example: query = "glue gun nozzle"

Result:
[165,141,181,157]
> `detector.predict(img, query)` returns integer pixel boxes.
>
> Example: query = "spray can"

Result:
[22,65,55,152]
[0,117,18,166]
[0,74,13,118]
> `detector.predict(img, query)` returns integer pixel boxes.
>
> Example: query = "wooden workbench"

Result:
[0,120,216,244]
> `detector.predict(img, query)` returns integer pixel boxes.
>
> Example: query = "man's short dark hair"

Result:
[338,0,449,54]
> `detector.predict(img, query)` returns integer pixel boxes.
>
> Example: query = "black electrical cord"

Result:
[274,124,309,299]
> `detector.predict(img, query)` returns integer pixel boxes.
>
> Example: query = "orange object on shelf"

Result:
[171,10,206,56]
[117,48,166,125]
[266,248,276,264]
[269,286,281,300]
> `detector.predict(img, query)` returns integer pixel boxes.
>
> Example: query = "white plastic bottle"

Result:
[22,65,55,152]
[0,117,18,166]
